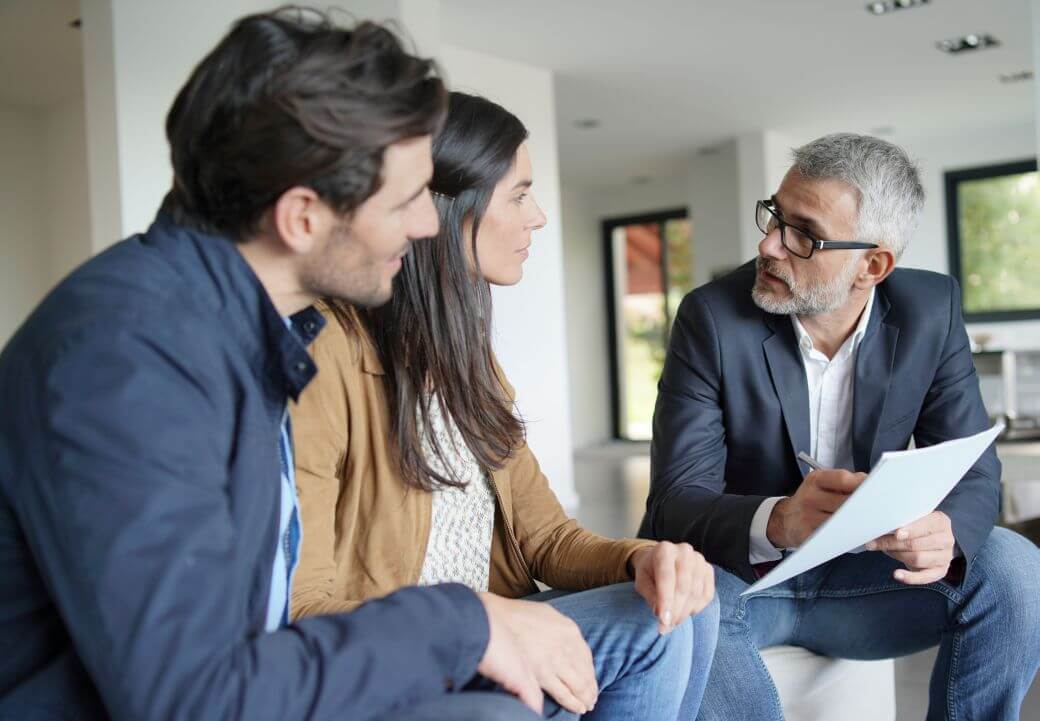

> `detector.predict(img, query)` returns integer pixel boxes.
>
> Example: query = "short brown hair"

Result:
[161,6,447,240]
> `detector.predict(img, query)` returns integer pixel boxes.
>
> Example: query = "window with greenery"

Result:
[603,209,693,440]
[946,159,1040,322]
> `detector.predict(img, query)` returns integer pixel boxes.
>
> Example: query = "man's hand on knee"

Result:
[865,510,955,585]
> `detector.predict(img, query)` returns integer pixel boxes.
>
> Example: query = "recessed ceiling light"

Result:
[936,33,1000,54]
[1000,70,1034,84]
[574,118,601,130]
[865,0,928,16]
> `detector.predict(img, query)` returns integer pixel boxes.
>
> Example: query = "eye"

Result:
[514,193,528,205]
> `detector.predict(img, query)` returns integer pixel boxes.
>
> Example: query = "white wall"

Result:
[43,95,92,286]
[0,105,47,343]
[441,44,578,508]
[562,174,693,448]
[897,122,1040,349]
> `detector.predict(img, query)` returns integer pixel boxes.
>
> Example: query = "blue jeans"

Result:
[530,582,720,721]
[699,527,1040,721]
[378,692,543,721]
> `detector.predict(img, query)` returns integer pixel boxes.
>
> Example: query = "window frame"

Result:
[945,158,1040,323]
[602,207,689,441]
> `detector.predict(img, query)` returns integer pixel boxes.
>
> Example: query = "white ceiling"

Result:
[0,0,82,109]
[440,0,1036,186]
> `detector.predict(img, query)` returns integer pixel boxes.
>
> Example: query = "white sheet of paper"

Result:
[741,422,1004,596]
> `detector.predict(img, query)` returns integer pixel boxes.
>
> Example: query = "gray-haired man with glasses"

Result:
[640,133,1040,720]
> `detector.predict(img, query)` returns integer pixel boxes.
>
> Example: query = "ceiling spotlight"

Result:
[936,33,1000,54]
[574,118,601,130]
[1000,70,1034,83]
[865,0,928,15]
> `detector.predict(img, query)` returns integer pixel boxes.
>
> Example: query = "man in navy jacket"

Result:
[641,133,1040,720]
[0,10,544,721]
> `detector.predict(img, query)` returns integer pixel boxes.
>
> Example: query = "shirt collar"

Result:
[791,287,876,361]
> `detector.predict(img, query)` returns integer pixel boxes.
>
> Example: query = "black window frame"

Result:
[945,158,1040,323]
[602,207,689,441]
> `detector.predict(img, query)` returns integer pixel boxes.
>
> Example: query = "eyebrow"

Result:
[511,179,533,192]
[394,181,430,210]
[771,195,827,238]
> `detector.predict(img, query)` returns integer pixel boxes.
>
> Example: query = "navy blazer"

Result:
[0,214,488,721]
[639,261,1001,582]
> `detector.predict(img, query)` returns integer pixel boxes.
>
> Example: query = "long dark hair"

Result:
[161,7,446,240]
[342,92,529,491]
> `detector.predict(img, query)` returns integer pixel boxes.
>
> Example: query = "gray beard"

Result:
[751,256,859,316]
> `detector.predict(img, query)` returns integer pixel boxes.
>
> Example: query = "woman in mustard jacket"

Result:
[291,92,718,720]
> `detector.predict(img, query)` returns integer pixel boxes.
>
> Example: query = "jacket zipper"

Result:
[486,474,538,591]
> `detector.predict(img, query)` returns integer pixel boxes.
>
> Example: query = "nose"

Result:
[758,226,787,261]
[409,188,440,240]
[528,194,548,231]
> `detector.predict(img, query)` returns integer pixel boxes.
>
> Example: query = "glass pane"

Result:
[958,171,1040,314]
[611,216,695,440]
[663,217,694,318]
[616,222,667,440]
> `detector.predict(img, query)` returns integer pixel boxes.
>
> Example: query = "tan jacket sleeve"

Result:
[290,317,364,619]
[507,443,655,591]
[494,365,656,591]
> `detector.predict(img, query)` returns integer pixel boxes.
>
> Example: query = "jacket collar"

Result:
[319,300,385,376]
[142,212,324,401]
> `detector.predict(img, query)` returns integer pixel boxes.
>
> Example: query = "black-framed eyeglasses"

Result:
[755,199,879,259]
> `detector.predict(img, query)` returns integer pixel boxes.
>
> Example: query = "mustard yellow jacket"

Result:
[290,302,653,619]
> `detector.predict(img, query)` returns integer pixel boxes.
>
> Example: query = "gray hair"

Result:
[791,133,924,260]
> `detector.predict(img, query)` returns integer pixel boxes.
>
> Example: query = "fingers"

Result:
[671,546,693,629]
[542,674,590,715]
[893,511,952,541]
[811,469,867,495]
[506,664,544,715]
[547,627,597,713]
[686,555,715,616]
[804,486,848,514]
[883,549,951,571]
[866,533,949,553]
[653,543,678,632]
[894,565,948,586]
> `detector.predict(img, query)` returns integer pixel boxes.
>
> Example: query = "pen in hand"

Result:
[797,451,825,472]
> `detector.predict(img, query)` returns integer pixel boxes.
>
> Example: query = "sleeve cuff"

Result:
[749,497,786,564]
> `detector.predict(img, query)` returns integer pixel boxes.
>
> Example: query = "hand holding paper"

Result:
[866,510,957,585]
[743,422,1004,596]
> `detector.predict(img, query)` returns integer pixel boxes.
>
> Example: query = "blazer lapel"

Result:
[763,316,812,473]
[852,289,899,471]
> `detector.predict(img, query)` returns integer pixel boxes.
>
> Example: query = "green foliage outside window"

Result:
[958,171,1040,314]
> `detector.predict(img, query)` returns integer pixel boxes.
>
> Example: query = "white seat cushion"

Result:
[761,646,896,721]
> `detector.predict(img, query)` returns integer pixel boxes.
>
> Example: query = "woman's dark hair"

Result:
[341,92,529,491]
[161,6,447,240]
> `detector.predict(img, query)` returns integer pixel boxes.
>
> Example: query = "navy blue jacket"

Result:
[639,261,1001,581]
[0,214,488,721]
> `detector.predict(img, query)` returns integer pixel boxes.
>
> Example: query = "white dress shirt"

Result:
[748,290,876,564]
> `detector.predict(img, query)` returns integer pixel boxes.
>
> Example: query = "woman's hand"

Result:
[630,541,715,634]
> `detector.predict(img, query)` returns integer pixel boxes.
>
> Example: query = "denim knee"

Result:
[967,527,1040,632]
